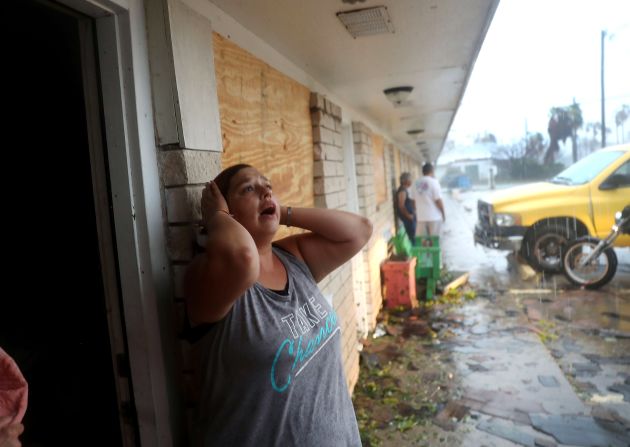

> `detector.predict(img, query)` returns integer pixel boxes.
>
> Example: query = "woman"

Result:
[185,164,372,446]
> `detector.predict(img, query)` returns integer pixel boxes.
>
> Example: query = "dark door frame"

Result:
[46,0,180,445]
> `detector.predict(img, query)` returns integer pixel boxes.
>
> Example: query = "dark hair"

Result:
[213,164,252,201]
[422,162,434,176]
[400,172,411,184]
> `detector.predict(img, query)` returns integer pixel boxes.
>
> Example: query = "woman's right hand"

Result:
[201,181,229,228]
[187,181,260,324]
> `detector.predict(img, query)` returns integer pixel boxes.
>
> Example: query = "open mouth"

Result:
[260,204,276,216]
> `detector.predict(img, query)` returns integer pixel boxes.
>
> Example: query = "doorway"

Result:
[1,1,136,445]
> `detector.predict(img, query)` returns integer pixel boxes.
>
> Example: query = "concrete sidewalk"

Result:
[448,291,628,446]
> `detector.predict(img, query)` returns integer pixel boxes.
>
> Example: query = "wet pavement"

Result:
[353,185,630,446]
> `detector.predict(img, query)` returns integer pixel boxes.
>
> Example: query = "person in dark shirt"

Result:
[396,172,416,243]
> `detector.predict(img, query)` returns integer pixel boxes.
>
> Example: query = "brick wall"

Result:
[310,92,361,391]
[157,147,223,435]
[352,122,395,329]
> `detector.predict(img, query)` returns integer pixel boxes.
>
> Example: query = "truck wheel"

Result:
[523,225,575,273]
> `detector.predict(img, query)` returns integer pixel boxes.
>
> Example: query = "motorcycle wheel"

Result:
[562,236,618,289]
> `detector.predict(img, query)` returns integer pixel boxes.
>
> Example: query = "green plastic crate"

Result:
[412,236,440,280]
[390,227,441,300]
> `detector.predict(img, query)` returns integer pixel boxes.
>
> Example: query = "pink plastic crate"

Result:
[381,258,418,309]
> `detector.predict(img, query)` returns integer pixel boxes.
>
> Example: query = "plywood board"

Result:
[213,33,313,239]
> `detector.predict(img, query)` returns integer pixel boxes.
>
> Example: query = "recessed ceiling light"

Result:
[383,86,413,106]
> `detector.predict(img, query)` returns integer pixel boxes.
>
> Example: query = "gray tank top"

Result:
[193,246,361,446]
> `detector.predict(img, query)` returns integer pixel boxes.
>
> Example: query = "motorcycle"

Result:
[562,205,630,289]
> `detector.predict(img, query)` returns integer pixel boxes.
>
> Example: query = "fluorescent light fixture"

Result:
[337,6,395,38]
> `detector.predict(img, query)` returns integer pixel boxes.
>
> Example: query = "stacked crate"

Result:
[381,257,418,309]
[413,236,441,300]
[390,227,441,300]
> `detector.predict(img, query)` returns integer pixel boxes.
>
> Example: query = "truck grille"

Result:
[477,200,492,227]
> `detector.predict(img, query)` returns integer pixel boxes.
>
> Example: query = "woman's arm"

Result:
[275,207,372,282]
[184,182,259,324]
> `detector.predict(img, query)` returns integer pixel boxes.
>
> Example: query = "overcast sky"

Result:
[448,0,630,147]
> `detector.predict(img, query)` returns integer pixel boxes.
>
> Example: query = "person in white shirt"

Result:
[411,162,445,236]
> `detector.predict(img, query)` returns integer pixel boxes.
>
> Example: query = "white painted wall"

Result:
[146,0,223,151]
[168,0,223,150]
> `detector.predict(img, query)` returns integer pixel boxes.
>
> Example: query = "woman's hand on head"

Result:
[187,178,261,324]
[201,181,230,227]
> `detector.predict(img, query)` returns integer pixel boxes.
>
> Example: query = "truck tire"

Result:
[522,225,575,273]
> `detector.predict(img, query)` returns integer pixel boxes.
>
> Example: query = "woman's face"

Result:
[226,167,280,239]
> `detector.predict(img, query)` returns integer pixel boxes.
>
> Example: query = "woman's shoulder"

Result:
[272,243,301,266]
[272,244,315,281]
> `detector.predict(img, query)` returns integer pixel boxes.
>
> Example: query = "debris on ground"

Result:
[352,280,477,446]
[443,273,469,294]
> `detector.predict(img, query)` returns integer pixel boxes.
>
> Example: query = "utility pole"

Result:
[600,30,606,148]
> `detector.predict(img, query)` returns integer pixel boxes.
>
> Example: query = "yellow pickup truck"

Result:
[474,145,630,272]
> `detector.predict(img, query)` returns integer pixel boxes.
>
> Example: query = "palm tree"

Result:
[583,122,601,154]
[524,132,545,160]
[544,102,583,164]
[615,104,629,143]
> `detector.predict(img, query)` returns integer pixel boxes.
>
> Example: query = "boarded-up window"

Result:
[213,33,313,239]
[393,147,401,188]
[372,134,386,205]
